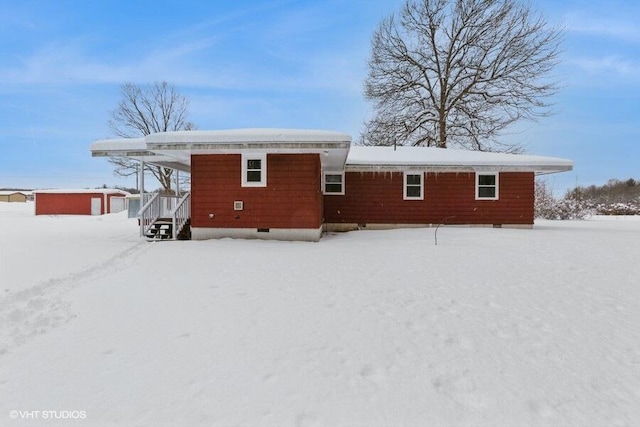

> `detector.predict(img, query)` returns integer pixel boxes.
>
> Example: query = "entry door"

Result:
[91,197,102,215]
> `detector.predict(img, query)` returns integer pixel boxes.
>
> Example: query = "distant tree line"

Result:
[535,178,640,219]
[566,179,640,205]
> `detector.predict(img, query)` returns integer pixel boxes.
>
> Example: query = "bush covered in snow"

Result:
[595,202,640,215]
[536,178,640,219]
[568,178,640,216]
[535,179,592,220]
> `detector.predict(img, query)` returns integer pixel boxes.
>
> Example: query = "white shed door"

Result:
[110,197,125,213]
[91,198,102,215]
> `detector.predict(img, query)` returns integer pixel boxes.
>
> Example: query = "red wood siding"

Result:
[323,172,534,225]
[191,153,323,229]
[35,192,114,215]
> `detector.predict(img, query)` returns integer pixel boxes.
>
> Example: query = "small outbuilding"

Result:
[0,191,29,203]
[34,189,130,216]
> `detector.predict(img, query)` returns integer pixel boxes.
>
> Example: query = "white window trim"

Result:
[475,172,499,200]
[241,153,267,187]
[403,172,424,200]
[323,172,345,195]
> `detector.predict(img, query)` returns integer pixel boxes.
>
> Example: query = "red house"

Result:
[91,129,572,241]
[34,189,130,216]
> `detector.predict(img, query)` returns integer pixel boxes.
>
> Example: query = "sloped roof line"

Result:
[90,130,573,174]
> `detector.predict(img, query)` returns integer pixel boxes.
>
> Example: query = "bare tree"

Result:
[363,0,563,152]
[108,81,195,192]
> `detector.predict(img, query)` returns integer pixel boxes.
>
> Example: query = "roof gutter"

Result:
[345,164,573,174]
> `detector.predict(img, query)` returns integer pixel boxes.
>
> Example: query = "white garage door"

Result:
[110,197,126,213]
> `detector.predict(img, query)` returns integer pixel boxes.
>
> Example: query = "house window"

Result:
[241,154,267,187]
[323,172,344,195]
[476,173,499,200]
[403,172,423,200]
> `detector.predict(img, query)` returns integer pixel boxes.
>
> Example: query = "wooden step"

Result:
[145,222,173,240]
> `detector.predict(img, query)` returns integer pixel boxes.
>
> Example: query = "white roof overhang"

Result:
[90,130,351,172]
[90,137,192,172]
[90,132,572,176]
[345,146,573,175]
[145,129,351,171]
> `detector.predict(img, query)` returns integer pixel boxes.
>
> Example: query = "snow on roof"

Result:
[145,129,352,145]
[346,145,573,173]
[34,189,131,196]
[91,130,352,172]
[0,191,29,196]
[89,130,573,175]
[90,137,146,152]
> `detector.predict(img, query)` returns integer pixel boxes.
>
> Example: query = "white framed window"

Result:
[241,153,267,187]
[476,172,499,200]
[403,172,424,200]
[323,172,344,195]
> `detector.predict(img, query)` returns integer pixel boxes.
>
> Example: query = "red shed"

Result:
[34,189,130,216]
[90,129,573,241]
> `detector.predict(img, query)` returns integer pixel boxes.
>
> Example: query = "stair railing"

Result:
[139,192,161,237]
[171,192,191,240]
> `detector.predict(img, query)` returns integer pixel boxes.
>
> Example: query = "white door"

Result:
[91,197,102,215]
[110,197,125,213]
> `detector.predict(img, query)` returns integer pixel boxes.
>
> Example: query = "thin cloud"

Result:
[564,13,640,42]
[0,36,366,97]
[0,0,370,97]
[0,37,223,86]
[567,55,639,79]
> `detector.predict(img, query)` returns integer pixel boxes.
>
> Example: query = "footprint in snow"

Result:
[432,373,493,410]
[360,364,387,385]
[295,412,319,427]
[526,400,556,418]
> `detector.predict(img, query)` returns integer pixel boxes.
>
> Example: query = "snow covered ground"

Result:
[1,201,639,426]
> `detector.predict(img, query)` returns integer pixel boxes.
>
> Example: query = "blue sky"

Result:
[1,0,638,194]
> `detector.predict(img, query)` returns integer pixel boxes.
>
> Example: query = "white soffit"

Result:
[346,146,573,173]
